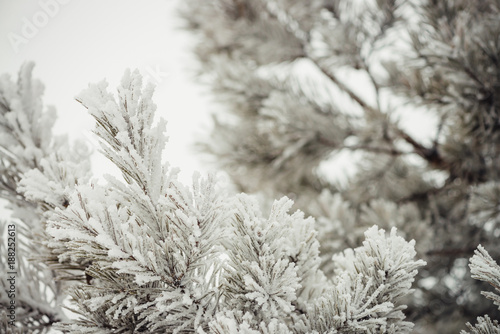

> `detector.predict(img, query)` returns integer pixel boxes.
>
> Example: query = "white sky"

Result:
[0,0,212,184]
[0,0,439,194]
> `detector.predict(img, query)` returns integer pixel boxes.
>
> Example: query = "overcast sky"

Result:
[0,0,439,193]
[0,0,211,185]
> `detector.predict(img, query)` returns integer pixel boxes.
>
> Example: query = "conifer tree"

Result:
[180,0,500,332]
[0,65,425,333]
[1,0,499,332]
[0,63,91,332]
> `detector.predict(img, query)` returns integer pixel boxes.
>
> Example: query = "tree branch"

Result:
[261,0,451,173]
[311,61,379,114]
[396,129,448,169]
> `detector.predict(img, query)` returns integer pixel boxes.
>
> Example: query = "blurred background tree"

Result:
[180,0,500,332]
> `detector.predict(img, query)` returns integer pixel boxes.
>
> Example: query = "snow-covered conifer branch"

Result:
[0,63,91,331]
[461,315,500,334]
[0,63,90,217]
[0,63,55,172]
[307,226,426,333]
[469,246,500,309]
[0,220,61,332]
[76,69,167,198]
[49,70,233,333]
[461,246,500,333]
[214,196,320,331]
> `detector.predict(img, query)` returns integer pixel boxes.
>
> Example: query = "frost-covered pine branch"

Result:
[0,220,60,333]
[209,196,322,332]
[307,227,425,334]
[0,63,91,331]
[461,245,500,333]
[47,70,230,333]
[209,224,424,333]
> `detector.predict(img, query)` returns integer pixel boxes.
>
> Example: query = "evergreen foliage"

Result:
[0,0,499,332]
[0,65,425,333]
[0,63,90,331]
[179,0,500,332]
